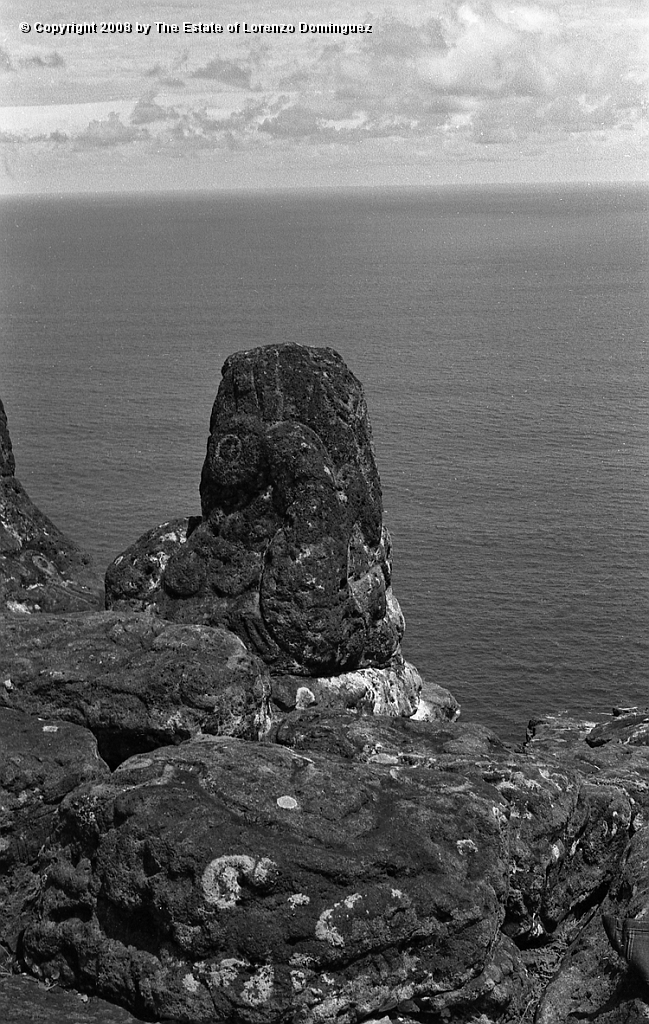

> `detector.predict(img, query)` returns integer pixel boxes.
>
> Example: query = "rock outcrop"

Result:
[5,707,649,1024]
[2,355,649,1024]
[0,708,110,959]
[0,611,273,769]
[0,399,16,477]
[106,345,406,678]
[0,399,101,614]
[20,732,522,1024]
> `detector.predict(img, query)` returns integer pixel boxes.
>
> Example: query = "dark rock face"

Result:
[0,612,458,772]
[4,700,649,1023]
[106,345,405,676]
[0,975,145,1024]
[519,713,649,1021]
[0,399,15,477]
[0,708,109,957]
[0,611,273,769]
[0,399,101,614]
[16,710,649,1024]
[21,735,526,1024]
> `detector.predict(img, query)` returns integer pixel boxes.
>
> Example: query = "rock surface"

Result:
[0,398,15,477]
[21,734,525,1024]
[3,360,649,1023]
[0,398,101,614]
[0,611,272,769]
[0,611,456,771]
[0,708,109,958]
[10,710,649,1023]
[106,345,406,677]
[0,974,147,1024]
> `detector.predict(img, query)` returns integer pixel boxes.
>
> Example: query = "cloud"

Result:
[131,96,178,124]
[20,52,65,69]
[241,3,648,148]
[259,104,320,137]
[74,112,149,148]
[0,0,645,183]
[191,58,252,88]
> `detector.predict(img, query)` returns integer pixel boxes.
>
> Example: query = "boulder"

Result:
[21,735,528,1023]
[0,611,457,772]
[270,710,636,947]
[519,713,649,1018]
[0,974,145,1024]
[0,398,101,614]
[0,611,273,769]
[14,706,647,1023]
[106,345,407,677]
[0,708,109,959]
[270,662,459,721]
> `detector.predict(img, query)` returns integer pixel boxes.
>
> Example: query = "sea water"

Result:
[1,184,648,741]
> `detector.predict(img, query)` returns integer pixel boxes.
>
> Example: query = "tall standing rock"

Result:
[107,345,407,677]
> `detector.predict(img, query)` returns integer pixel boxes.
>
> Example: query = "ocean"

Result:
[1,184,647,742]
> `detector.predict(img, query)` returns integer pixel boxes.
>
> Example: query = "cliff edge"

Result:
[0,399,102,613]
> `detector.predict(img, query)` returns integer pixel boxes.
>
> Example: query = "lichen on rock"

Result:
[106,344,408,679]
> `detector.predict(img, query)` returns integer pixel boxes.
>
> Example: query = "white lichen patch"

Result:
[182,973,201,993]
[277,795,299,810]
[550,841,564,864]
[6,600,31,614]
[315,907,344,947]
[456,838,478,855]
[288,893,311,909]
[295,686,316,709]
[159,528,187,544]
[146,552,170,588]
[163,709,187,731]
[288,953,316,968]
[492,805,509,827]
[315,893,364,947]
[368,752,399,765]
[201,854,277,908]
[240,965,274,1007]
[290,970,307,993]
[343,893,363,909]
[122,756,153,771]
[208,958,249,988]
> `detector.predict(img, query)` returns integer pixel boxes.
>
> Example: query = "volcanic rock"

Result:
[21,735,528,1024]
[0,610,273,769]
[0,399,15,477]
[0,708,109,958]
[0,398,101,613]
[106,345,407,677]
[271,709,636,946]
[0,974,146,1024]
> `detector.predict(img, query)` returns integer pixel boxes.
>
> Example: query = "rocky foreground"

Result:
[1,349,648,1024]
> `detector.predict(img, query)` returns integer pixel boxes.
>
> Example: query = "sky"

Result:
[0,0,647,194]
